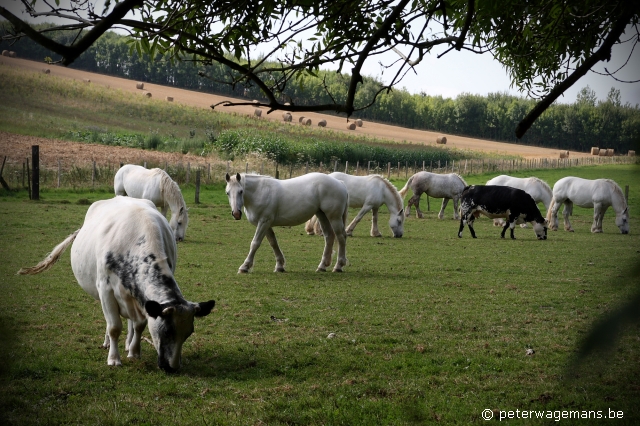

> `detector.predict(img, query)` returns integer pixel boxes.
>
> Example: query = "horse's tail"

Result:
[17,229,80,275]
[545,198,555,223]
[398,175,414,198]
[342,194,349,229]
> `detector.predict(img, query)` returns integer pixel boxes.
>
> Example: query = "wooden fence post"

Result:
[26,158,31,199]
[208,163,211,180]
[31,146,39,200]
[355,161,359,176]
[422,160,425,171]
[0,156,10,191]
[345,161,349,174]
[195,170,201,204]
[92,160,96,187]
[368,161,371,174]
[387,162,391,179]
[186,162,191,184]
[334,160,338,172]
[397,161,400,178]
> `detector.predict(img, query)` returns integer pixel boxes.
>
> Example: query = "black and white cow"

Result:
[458,185,548,240]
[18,196,215,372]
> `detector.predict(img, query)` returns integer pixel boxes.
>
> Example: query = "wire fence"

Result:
[0,151,636,192]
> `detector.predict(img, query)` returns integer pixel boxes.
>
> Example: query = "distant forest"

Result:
[2,22,639,153]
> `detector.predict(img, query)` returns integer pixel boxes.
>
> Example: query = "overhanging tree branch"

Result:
[515,6,637,138]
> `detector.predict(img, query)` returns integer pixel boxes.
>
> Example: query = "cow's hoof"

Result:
[472,235,477,239]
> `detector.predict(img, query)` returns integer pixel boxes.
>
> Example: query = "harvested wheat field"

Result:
[0,56,588,160]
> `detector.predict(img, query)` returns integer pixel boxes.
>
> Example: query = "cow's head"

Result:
[145,299,215,373]
[532,218,548,240]
[225,173,244,220]
[389,208,404,238]
[616,207,630,234]
[169,206,189,242]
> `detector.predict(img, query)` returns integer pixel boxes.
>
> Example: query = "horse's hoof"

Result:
[275,267,286,273]
[238,268,250,274]
[371,233,382,238]
[346,232,353,237]
[316,267,327,272]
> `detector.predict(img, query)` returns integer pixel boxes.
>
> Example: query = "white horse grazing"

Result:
[547,176,630,234]
[225,172,349,273]
[486,175,553,227]
[18,196,215,372]
[114,164,189,241]
[399,171,467,219]
[305,172,404,238]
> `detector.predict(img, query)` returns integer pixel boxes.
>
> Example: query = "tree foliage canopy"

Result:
[1,0,638,138]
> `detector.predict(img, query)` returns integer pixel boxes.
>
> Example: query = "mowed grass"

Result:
[0,165,639,425]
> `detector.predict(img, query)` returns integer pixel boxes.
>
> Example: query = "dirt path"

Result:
[2,56,585,160]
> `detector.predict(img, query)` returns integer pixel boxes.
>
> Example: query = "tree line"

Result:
[3,22,639,154]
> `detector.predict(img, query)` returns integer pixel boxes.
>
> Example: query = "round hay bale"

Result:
[355,118,363,127]
[347,122,356,130]
[165,96,174,102]
[590,147,599,155]
[8,51,16,58]
[607,148,614,157]
[83,78,91,83]
[565,150,570,158]
[254,108,262,118]
[42,68,50,74]
[598,149,608,157]
[143,91,152,98]
[298,116,306,123]
[136,82,144,90]
[318,119,327,127]
[436,136,447,144]
[282,112,292,122]
[559,151,567,159]
[303,118,311,126]
[628,150,636,157]
[1,50,8,57]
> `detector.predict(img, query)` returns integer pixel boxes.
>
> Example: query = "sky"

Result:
[3,0,639,106]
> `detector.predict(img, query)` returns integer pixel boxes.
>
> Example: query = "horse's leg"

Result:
[562,201,574,232]
[414,193,424,219]
[305,217,316,235]
[315,211,335,272]
[452,196,460,220]
[239,221,270,273]
[327,212,348,272]
[438,198,449,219]
[161,205,169,218]
[345,206,371,237]
[549,198,562,231]
[370,207,382,237]
[265,228,286,272]
[591,204,604,233]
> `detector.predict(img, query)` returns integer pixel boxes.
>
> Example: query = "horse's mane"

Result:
[452,173,468,186]
[368,174,404,210]
[604,179,627,207]
[158,170,186,211]
[529,177,552,194]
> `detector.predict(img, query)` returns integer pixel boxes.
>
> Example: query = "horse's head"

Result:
[616,207,630,234]
[170,206,189,242]
[225,173,244,220]
[389,208,405,238]
[532,218,548,240]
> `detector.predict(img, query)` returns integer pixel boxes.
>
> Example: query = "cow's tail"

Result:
[545,198,555,223]
[398,175,415,198]
[17,229,80,275]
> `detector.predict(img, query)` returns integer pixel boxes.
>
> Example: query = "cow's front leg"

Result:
[125,319,133,351]
[127,318,147,359]
[345,206,371,237]
[438,198,449,219]
[370,207,382,237]
[98,275,123,366]
[467,216,477,238]
[239,220,270,273]
[265,227,286,272]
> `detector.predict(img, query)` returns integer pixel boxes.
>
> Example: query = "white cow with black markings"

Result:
[18,196,215,372]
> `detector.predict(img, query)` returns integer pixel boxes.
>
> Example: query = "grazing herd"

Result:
[17,163,630,372]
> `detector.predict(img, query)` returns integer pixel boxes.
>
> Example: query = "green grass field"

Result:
[1,164,639,425]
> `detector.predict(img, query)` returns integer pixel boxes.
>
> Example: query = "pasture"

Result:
[1,164,639,424]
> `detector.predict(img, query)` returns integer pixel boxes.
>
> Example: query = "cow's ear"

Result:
[195,300,216,317]
[145,300,163,318]
[225,173,231,182]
